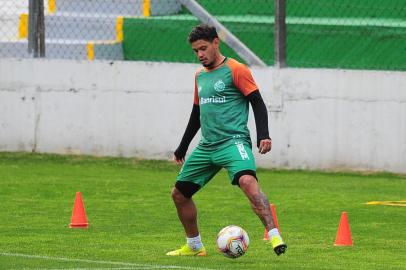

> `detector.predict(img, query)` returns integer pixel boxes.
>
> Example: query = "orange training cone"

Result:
[334,211,352,246]
[69,192,88,228]
[263,204,280,240]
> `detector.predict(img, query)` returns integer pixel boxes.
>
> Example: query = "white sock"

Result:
[268,228,280,239]
[187,234,203,250]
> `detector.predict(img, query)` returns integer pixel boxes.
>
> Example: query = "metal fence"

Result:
[1,0,406,71]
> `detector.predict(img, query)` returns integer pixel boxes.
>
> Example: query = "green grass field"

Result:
[0,152,405,270]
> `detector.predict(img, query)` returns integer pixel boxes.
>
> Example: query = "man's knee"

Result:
[239,175,257,188]
[238,175,260,195]
[171,187,188,204]
[233,170,257,186]
[171,181,201,203]
[174,181,200,199]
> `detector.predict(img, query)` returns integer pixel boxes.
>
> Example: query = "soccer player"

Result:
[166,24,287,256]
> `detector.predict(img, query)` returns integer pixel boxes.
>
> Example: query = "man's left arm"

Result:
[229,60,271,154]
[246,90,272,154]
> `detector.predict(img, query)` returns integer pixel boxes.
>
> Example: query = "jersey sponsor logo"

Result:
[236,143,249,160]
[200,96,226,105]
[214,79,225,92]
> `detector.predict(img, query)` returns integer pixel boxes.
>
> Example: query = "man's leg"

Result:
[166,186,206,256]
[167,147,219,256]
[238,175,275,230]
[238,175,287,256]
[171,187,199,237]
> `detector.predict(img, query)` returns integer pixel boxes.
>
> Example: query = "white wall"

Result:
[1,58,405,173]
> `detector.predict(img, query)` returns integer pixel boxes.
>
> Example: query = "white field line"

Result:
[10,268,154,270]
[10,268,188,270]
[0,253,219,270]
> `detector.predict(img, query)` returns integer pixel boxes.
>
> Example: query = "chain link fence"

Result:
[287,0,406,70]
[1,0,406,71]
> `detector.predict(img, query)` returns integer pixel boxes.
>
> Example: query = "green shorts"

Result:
[176,140,256,187]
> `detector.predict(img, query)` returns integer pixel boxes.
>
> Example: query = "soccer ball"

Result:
[216,225,249,258]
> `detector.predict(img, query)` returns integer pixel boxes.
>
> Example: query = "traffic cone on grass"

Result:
[263,204,280,240]
[334,211,352,246]
[69,192,88,228]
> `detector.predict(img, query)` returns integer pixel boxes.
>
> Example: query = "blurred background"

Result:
[1,1,406,173]
[1,0,406,70]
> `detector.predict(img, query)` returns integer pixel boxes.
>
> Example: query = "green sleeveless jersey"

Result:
[193,58,258,149]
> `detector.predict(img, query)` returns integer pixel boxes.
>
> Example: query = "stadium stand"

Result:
[122,0,406,70]
[1,0,406,70]
[0,0,181,60]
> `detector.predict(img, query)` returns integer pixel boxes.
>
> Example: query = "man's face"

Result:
[191,38,219,68]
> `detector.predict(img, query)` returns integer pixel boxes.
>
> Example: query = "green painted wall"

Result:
[122,1,406,70]
[198,0,406,19]
[122,16,271,65]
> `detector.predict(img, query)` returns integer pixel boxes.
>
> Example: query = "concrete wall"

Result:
[1,58,405,173]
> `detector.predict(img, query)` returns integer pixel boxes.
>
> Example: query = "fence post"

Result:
[38,0,46,57]
[28,0,35,54]
[274,0,286,68]
[28,0,46,58]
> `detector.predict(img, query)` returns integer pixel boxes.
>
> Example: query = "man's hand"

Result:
[258,138,272,154]
[173,154,185,165]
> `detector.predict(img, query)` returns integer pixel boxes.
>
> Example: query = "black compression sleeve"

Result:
[246,90,270,147]
[174,104,200,160]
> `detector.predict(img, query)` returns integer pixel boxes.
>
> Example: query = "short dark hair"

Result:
[188,24,218,43]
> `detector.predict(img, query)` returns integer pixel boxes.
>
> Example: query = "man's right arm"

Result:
[174,104,200,163]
